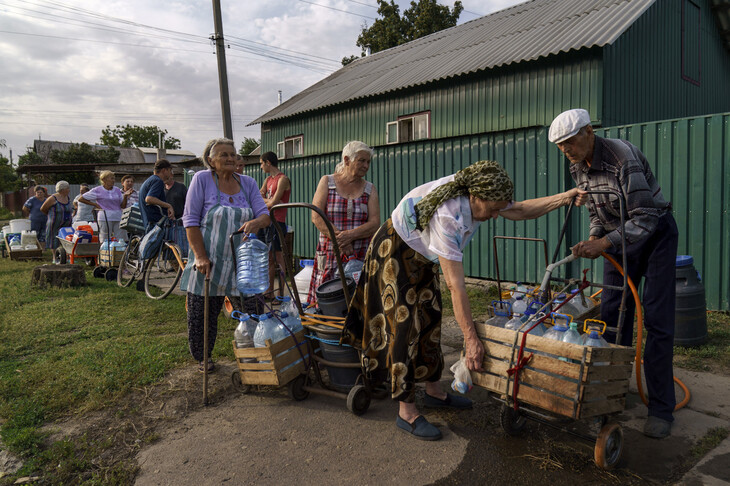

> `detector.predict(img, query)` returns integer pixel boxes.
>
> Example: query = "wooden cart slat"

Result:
[471,323,634,420]
[232,329,308,387]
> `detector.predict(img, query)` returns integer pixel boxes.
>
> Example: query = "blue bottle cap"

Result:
[676,255,693,267]
[247,233,257,239]
[589,330,600,338]
[280,312,289,318]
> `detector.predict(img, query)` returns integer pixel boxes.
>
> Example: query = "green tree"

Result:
[348,0,463,62]
[17,149,43,166]
[239,137,261,156]
[100,124,181,149]
[47,143,120,184]
[0,155,22,192]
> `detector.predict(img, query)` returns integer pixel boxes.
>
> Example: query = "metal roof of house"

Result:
[251,0,655,125]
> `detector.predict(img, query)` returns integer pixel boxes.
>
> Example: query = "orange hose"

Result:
[601,252,689,410]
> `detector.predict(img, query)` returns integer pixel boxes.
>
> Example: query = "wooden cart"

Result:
[93,247,124,280]
[4,234,43,261]
[231,329,311,398]
[471,322,635,469]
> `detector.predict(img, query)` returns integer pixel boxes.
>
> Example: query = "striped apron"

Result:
[179,175,253,297]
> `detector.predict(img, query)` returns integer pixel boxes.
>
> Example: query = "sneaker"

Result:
[396,415,442,441]
[423,393,473,410]
[643,416,671,439]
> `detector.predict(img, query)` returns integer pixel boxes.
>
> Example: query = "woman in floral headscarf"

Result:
[342,160,587,441]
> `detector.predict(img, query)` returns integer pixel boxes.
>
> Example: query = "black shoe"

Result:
[396,415,442,441]
[643,416,671,439]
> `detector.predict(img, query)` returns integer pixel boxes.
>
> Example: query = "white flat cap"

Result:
[549,109,591,143]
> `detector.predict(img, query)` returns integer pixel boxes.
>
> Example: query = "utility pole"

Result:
[211,0,233,140]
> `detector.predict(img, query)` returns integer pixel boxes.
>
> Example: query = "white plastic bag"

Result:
[450,356,473,394]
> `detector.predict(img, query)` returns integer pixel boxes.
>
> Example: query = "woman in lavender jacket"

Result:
[179,138,270,373]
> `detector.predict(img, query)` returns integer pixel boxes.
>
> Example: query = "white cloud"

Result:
[0,0,523,161]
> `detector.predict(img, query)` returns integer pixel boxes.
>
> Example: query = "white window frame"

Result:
[276,135,304,159]
[385,112,431,144]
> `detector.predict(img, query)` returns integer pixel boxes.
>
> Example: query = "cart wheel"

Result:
[500,404,527,436]
[93,266,106,278]
[347,384,370,416]
[55,247,67,265]
[231,371,251,394]
[104,268,118,281]
[287,374,309,401]
[594,422,623,470]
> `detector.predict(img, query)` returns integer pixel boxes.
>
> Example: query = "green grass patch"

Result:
[441,284,500,318]
[673,312,730,373]
[0,258,237,479]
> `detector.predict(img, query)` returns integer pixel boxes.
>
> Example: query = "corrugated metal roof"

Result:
[250,0,655,125]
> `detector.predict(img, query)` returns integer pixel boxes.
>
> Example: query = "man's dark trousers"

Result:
[601,213,678,422]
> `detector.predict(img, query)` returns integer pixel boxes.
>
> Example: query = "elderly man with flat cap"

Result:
[549,108,678,439]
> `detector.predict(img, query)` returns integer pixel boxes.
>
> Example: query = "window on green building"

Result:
[682,0,701,85]
[276,135,303,159]
[386,112,430,144]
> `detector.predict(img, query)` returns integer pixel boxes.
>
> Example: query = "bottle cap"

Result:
[281,312,289,318]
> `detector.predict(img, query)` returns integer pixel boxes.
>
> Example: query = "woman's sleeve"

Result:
[182,172,206,228]
[84,187,98,202]
[426,206,465,262]
[23,198,33,209]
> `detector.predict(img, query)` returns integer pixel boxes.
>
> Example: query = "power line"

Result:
[297,0,376,20]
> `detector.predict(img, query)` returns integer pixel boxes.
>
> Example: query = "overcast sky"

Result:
[0,0,523,162]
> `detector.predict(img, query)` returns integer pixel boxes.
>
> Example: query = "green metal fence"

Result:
[244,112,730,310]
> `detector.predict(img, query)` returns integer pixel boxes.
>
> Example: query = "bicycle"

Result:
[117,212,188,300]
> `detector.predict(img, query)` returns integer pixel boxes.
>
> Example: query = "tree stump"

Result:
[31,264,86,289]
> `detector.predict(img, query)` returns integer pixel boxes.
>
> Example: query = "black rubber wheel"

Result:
[55,247,67,265]
[93,266,106,278]
[346,384,370,416]
[104,268,118,281]
[594,422,623,470]
[117,236,141,287]
[231,371,252,394]
[499,404,527,436]
[287,374,309,401]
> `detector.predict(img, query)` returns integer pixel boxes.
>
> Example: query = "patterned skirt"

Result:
[342,219,444,403]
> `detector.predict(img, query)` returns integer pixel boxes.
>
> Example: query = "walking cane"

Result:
[203,275,210,406]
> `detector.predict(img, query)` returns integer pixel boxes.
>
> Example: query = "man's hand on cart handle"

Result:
[571,237,611,259]
[568,188,588,206]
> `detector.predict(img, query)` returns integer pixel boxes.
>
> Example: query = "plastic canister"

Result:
[294,259,315,302]
[21,230,37,246]
[316,277,356,317]
[674,255,707,347]
[9,219,30,234]
[2,225,10,239]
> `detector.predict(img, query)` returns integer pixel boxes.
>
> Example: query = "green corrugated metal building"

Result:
[246,0,730,310]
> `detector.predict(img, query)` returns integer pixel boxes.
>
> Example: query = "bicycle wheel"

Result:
[144,242,184,299]
[118,236,142,287]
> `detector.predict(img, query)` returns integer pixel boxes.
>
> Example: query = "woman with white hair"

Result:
[306,141,381,305]
[40,180,73,256]
[79,170,125,242]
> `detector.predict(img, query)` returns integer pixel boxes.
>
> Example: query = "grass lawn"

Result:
[0,256,238,482]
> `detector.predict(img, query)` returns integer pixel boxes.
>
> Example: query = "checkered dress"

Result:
[307,175,373,305]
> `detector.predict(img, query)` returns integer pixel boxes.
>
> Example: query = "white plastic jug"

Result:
[9,219,30,234]
[294,259,315,302]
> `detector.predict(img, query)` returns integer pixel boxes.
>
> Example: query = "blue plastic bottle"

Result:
[486,301,511,328]
[254,313,279,348]
[236,234,269,296]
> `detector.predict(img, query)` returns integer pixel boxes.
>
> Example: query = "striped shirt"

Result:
[569,136,671,248]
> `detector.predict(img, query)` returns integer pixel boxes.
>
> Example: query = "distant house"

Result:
[247,0,730,310]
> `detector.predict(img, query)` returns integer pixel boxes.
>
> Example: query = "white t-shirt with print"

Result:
[391,175,478,263]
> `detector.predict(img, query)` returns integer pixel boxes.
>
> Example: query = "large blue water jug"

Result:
[236,233,269,296]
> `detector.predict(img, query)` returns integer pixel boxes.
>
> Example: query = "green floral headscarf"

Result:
[414,160,514,230]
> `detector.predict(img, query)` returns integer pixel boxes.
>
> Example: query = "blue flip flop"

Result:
[396,415,442,441]
[423,393,473,409]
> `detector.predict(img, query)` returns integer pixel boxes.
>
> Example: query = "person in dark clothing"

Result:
[164,173,188,220]
[139,159,175,228]
[549,108,678,439]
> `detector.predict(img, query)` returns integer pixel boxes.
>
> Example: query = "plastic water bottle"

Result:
[560,321,583,363]
[512,295,527,318]
[279,296,299,318]
[254,313,279,348]
[543,313,569,341]
[506,299,536,331]
[486,301,511,328]
[285,310,303,334]
[584,330,607,348]
[236,234,269,296]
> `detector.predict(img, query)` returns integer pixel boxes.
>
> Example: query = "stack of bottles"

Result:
[485,301,511,328]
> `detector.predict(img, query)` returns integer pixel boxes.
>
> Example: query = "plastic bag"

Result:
[450,356,473,394]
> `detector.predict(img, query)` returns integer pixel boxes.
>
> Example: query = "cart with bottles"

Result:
[470,190,636,470]
[229,203,384,415]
